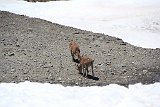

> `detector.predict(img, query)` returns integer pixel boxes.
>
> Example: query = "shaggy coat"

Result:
[69,40,80,61]
[77,53,94,77]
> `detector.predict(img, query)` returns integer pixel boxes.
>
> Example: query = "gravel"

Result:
[0,11,160,87]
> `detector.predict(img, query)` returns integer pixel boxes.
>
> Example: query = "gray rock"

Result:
[0,11,160,87]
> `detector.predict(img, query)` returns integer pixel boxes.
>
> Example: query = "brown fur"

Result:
[77,53,94,77]
[69,39,80,61]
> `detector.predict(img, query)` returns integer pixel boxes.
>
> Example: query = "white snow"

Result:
[0,0,160,48]
[0,0,160,107]
[0,81,160,107]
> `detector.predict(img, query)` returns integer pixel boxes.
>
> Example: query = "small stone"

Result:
[120,42,127,45]
[24,77,29,80]
[11,69,15,72]
[23,53,27,55]
[100,69,104,72]
[1,38,5,41]
[102,50,107,54]
[91,50,95,53]
[57,77,61,81]
[95,45,100,47]
[28,28,33,32]
[123,49,126,51]
[111,72,115,75]
[98,63,102,66]
[106,62,111,65]
[34,60,37,62]
[156,66,159,69]
[123,70,127,73]
[16,44,20,47]
[78,78,81,81]
[8,53,15,56]
[23,71,28,74]
[59,81,65,83]
[143,70,148,73]
[43,66,48,68]
[117,38,122,40]
[73,32,79,34]
[108,53,111,56]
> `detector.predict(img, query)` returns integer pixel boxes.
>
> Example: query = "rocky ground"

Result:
[0,11,160,87]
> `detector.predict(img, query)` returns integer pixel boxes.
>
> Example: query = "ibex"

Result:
[69,39,80,62]
[77,53,94,77]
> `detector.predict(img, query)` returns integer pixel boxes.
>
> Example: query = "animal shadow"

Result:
[78,73,99,81]
[87,74,99,81]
